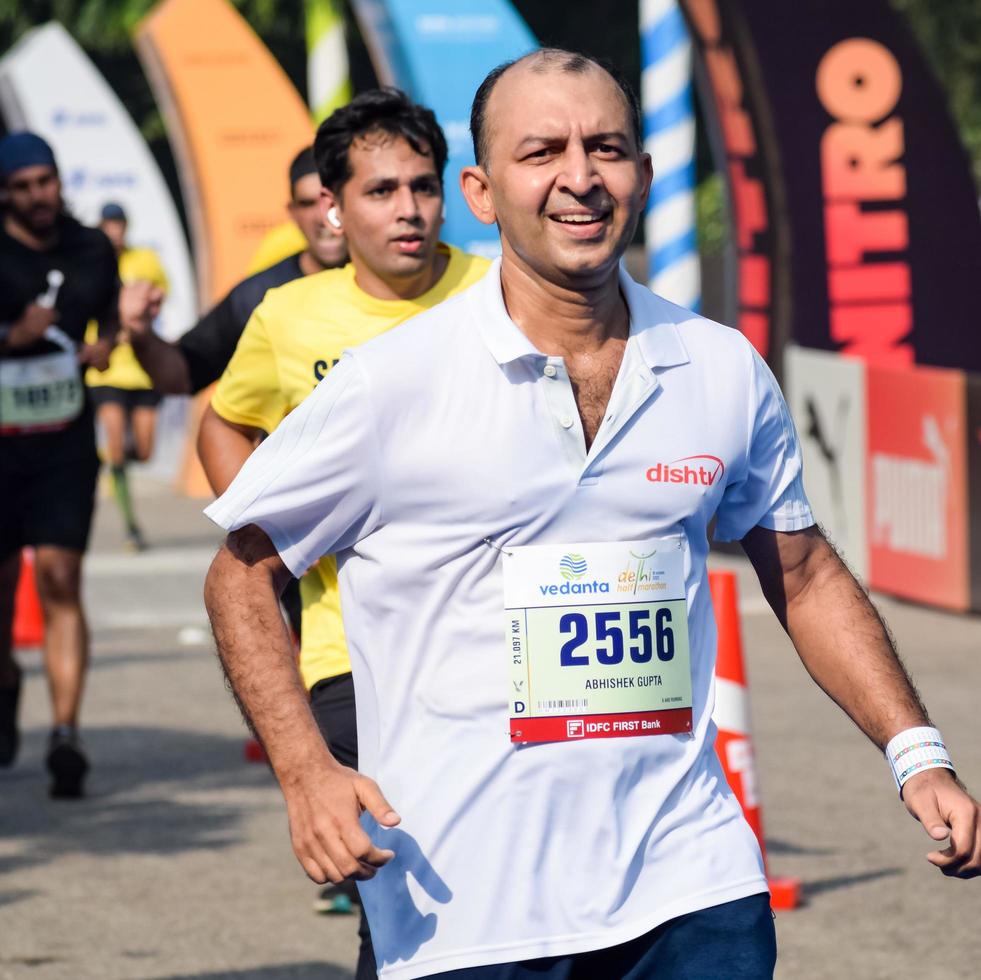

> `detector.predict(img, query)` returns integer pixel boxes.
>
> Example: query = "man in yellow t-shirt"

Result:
[85,202,168,550]
[199,89,489,977]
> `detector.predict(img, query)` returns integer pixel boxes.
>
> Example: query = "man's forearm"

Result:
[746,527,928,749]
[790,548,927,747]
[204,528,334,779]
[131,331,191,394]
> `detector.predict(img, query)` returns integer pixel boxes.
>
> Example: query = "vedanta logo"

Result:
[646,455,725,487]
[559,554,587,581]
[544,553,608,596]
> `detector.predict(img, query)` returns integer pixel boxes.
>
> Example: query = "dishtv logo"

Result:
[646,455,725,487]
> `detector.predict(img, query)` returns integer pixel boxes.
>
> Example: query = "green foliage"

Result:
[695,173,726,256]
[891,0,981,188]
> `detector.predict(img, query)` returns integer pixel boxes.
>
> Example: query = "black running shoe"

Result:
[125,526,148,552]
[46,726,89,799]
[0,666,22,767]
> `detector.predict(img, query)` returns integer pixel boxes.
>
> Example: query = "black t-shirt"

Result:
[0,214,119,460]
[179,252,305,394]
[0,214,118,355]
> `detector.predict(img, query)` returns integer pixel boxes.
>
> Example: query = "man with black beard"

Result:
[0,131,149,798]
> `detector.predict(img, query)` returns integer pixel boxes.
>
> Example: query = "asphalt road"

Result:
[1,477,979,979]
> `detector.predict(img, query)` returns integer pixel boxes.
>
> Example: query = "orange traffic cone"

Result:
[13,549,44,649]
[709,569,802,910]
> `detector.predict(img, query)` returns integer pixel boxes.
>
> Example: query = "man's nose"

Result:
[395,185,422,221]
[556,143,601,197]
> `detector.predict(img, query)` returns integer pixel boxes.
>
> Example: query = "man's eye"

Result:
[368,187,391,197]
[595,143,623,156]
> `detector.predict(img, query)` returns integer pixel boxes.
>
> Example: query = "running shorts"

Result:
[0,442,100,558]
[88,386,163,410]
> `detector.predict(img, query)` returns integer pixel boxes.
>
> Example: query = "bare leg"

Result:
[0,552,19,687]
[97,400,127,468]
[34,546,88,728]
[0,552,23,766]
[130,405,157,463]
[99,400,142,542]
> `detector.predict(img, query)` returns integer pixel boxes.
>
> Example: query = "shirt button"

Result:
[544,364,557,378]
[560,416,574,429]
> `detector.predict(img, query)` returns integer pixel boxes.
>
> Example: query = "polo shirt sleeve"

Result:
[204,355,383,577]
[210,302,288,433]
[713,350,814,542]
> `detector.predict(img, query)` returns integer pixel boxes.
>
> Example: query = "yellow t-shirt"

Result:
[246,220,307,276]
[86,247,169,391]
[213,244,490,689]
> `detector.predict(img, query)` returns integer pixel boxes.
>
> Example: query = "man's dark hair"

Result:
[313,88,448,193]
[470,48,643,169]
[288,146,318,194]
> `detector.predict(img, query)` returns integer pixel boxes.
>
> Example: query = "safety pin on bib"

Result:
[482,537,514,558]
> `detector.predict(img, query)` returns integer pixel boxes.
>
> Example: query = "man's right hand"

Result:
[6,304,58,349]
[282,760,401,884]
[119,280,164,340]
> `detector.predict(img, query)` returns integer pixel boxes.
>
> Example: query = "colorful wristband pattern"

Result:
[885,726,954,793]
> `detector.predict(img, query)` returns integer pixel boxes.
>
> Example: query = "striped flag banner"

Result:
[641,0,700,311]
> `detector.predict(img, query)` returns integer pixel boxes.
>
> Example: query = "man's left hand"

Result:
[902,768,981,878]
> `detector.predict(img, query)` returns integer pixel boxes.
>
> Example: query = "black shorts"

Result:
[88,386,162,410]
[309,672,358,769]
[0,442,100,559]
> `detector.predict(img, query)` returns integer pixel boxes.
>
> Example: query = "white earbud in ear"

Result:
[326,206,342,229]
[441,202,447,220]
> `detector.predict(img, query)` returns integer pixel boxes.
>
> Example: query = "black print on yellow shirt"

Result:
[313,358,341,382]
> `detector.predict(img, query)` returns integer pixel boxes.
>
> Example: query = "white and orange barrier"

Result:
[710,569,802,910]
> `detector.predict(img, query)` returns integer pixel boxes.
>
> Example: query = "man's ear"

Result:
[319,186,344,238]
[460,165,497,226]
[637,151,654,213]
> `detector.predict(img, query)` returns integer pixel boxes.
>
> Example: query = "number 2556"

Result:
[559,609,674,666]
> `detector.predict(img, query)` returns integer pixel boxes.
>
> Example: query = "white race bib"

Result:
[0,330,83,433]
[503,538,693,743]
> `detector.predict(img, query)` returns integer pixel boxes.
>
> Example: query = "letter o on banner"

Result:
[816,38,902,123]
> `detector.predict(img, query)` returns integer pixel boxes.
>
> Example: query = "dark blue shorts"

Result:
[433,892,776,980]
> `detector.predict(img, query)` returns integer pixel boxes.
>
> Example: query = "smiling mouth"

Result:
[550,213,606,224]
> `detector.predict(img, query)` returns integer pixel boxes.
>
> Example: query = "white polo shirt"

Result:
[206,259,814,979]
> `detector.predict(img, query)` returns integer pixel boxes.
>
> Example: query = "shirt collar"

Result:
[472,257,691,370]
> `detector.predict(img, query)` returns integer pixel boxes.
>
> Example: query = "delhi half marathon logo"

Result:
[559,553,587,581]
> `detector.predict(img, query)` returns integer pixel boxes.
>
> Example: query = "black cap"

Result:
[0,131,57,180]
[100,201,127,222]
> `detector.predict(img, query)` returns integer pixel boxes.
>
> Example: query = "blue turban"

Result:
[0,131,58,181]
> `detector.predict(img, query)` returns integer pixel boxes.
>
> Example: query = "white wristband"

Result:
[885,726,954,794]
